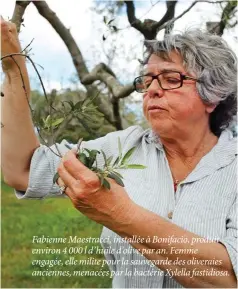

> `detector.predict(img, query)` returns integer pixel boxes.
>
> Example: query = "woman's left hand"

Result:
[57,149,135,230]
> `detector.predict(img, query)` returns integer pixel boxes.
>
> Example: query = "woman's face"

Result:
[142,51,216,138]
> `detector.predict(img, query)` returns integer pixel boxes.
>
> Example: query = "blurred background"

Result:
[1,0,237,287]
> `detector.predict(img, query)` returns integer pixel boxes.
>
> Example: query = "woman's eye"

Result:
[143,78,152,87]
[167,78,180,83]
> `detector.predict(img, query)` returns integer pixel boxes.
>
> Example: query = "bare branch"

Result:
[206,1,237,35]
[32,1,89,78]
[111,97,122,130]
[152,0,177,31]
[1,52,62,157]
[124,0,178,39]
[11,1,31,33]
[116,84,135,99]
[81,63,134,99]
[124,0,234,37]
[218,1,237,35]
[21,38,34,53]
[159,1,198,32]
[32,1,117,126]
[124,1,150,36]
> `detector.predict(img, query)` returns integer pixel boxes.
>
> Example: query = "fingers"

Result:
[56,176,65,187]
[62,150,100,188]
[57,161,79,192]
[1,16,15,32]
[56,172,76,201]
[1,16,21,67]
[56,148,77,187]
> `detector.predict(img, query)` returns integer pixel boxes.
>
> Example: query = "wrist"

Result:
[110,200,140,234]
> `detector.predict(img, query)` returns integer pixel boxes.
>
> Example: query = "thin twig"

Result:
[159,1,198,31]
[21,38,35,53]
[1,53,56,112]
[11,53,61,158]
[9,57,58,157]
[1,53,62,157]
[118,0,161,31]
[1,52,107,158]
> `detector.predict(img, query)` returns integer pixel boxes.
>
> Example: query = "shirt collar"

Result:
[185,128,237,183]
[144,128,237,183]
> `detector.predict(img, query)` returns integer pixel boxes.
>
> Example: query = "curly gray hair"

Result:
[143,29,237,137]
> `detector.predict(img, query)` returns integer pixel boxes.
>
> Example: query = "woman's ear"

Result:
[205,103,218,114]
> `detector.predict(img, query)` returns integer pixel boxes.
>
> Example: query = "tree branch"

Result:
[111,97,122,130]
[11,0,31,33]
[158,1,198,32]
[124,0,178,39]
[151,0,177,32]
[218,1,237,35]
[32,0,117,126]
[124,1,150,37]
[206,1,237,35]
[81,63,134,99]
[32,1,89,78]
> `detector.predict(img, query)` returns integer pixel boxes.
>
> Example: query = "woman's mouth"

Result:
[148,105,166,112]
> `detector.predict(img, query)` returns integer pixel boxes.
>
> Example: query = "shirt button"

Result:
[168,211,173,219]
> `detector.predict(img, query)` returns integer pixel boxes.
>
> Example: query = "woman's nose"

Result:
[147,79,164,98]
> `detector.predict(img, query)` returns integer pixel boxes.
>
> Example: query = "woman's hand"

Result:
[1,16,23,72]
[57,149,135,231]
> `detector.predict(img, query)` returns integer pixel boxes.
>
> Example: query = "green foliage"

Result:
[31,89,113,145]
[54,138,146,189]
[42,115,64,131]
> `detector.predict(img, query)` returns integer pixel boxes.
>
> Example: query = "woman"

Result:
[1,18,237,288]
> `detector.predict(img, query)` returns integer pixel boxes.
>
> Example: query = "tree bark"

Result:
[31,0,138,129]
[81,63,134,99]
[206,1,237,35]
[31,1,117,124]
[11,1,31,33]
[124,0,178,39]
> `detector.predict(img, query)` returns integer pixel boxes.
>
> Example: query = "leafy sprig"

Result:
[53,137,146,190]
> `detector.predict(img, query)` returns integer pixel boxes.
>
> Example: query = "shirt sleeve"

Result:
[15,125,143,200]
[219,196,237,278]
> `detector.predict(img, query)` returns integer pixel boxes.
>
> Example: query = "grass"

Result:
[1,180,112,288]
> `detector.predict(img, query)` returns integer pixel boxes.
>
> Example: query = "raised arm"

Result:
[1,17,40,190]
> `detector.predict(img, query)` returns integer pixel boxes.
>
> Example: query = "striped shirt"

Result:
[16,125,237,288]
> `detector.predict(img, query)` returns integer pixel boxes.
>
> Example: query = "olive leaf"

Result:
[53,172,59,184]
[102,177,110,190]
[121,147,136,165]
[106,155,113,166]
[118,137,122,159]
[101,150,108,168]
[51,117,64,127]
[43,115,64,130]
[74,101,83,110]
[111,170,123,179]
[108,172,124,187]
[112,156,120,166]
[126,164,147,169]
[77,152,89,166]
[53,137,146,190]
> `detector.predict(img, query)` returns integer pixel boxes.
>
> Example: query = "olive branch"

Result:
[53,137,146,189]
[1,47,146,190]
